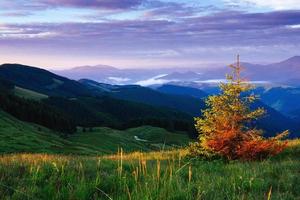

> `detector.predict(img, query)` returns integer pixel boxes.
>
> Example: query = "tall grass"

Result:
[0,140,299,200]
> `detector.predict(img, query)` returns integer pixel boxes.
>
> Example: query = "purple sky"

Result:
[0,0,300,69]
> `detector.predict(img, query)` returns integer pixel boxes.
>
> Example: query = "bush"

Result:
[189,56,288,161]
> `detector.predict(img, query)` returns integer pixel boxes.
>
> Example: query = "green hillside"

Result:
[69,126,190,153]
[44,96,195,134]
[0,110,98,154]
[0,111,190,154]
[0,64,195,135]
[14,86,48,100]
[0,64,92,97]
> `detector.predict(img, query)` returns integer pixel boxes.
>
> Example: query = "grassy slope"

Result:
[0,142,299,200]
[0,111,99,155]
[14,86,48,100]
[0,111,299,199]
[69,126,190,153]
[124,126,191,147]
[0,111,190,155]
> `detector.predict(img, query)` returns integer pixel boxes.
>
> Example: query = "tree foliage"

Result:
[189,56,288,160]
[0,92,76,135]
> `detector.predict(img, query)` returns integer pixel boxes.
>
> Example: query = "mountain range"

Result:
[1,63,300,138]
[0,64,198,138]
[54,56,300,87]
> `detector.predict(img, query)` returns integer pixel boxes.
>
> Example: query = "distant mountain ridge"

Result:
[71,65,118,71]
[53,56,300,87]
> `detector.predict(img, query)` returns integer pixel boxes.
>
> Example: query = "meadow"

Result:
[0,140,299,200]
[0,110,190,155]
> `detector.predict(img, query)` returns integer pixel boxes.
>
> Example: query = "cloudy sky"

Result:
[0,0,300,69]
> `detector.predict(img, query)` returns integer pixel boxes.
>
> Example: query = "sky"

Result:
[0,0,300,69]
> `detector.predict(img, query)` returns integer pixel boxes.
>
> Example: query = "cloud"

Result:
[0,24,58,39]
[1,9,300,66]
[0,0,144,11]
[142,1,199,19]
[108,77,131,83]
[42,0,144,9]
[135,74,173,86]
[0,0,209,20]
[1,10,300,49]
[224,0,300,10]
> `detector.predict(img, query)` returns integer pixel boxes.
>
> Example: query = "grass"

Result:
[0,111,299,199]
[0,111,190,155]
[0,141,299,200]
[69,126,190,153]
[0,110,101,155]
[14,86,48,100]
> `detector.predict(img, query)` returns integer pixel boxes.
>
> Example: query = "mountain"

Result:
[289,108,300,123]
[155,84,208,99]
[78,79,120,92]
[81,79,300,137]
[234,56,300,84]
[1,63,299,138]
[0,92,76,134]
[80,79,206,116]
[0,78,14,92]
[155,57,300,86]
[0,64,196,135]
[72,65,118,71]
[200,57,300,85]
[0,81,76,134]
[54,56,300,87]
[251,101,300,138]
[161,83,300,121]
[56,65,120,82]
[271,56,300,70]
[256,87,300,116]
[0,64,92,97]
[153,84,300,138]
[43,96,195,133]
[56,65,162,84]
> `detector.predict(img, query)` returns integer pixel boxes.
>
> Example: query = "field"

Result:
[1,107,299,199]
[0,141,299,200]
[0,111,190,155]
[70,126,190,153]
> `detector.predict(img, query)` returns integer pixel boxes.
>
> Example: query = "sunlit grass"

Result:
[0,140,299,200]
[103,148,188,161]
[287,139,300,147]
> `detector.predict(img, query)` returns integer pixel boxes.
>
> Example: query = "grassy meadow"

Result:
[0,110,189,155]
[1,105,300,199]
[0,140,299,200]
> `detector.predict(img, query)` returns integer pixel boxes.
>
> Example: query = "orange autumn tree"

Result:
[190,55,288,161]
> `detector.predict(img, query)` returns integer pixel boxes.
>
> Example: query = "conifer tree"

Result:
[190,55,288,160]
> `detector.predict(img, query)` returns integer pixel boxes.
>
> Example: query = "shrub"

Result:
[189,56,288,161]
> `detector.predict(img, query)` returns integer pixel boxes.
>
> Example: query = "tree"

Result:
[189,55,288,161]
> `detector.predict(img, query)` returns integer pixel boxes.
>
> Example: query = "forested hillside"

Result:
[1,63,300,138]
